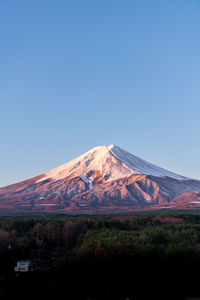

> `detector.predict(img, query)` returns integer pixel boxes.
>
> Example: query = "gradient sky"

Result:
[1,0,200,187]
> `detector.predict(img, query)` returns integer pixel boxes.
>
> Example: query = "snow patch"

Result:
[158,206,174,209]
[81,175,92,189]
[35,204,57,206]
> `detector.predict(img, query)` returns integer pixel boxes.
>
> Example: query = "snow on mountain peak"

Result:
[37,144,188,184]
[109,145,188,180]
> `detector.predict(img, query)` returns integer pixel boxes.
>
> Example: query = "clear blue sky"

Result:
[1,0,200,187]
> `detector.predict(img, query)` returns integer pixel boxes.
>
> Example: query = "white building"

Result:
[14,260,33,272]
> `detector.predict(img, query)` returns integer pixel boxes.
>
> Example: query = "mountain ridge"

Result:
[36,144,188,184]
[0,144,200,215]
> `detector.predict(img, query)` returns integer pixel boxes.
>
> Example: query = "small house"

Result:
[14,260,33,272]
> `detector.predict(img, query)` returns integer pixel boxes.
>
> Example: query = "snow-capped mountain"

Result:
[0,145,200,215]
[37,145,188,184]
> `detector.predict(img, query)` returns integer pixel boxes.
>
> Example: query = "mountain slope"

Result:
[36,145,188,183]
[0,145,200,215]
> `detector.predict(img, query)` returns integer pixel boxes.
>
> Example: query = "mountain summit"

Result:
[0,145,200,215]
[37,144,187,184]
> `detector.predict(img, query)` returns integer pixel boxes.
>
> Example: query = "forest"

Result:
[1,214,200,299]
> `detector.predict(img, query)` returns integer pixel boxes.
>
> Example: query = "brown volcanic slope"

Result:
[0,145,200,215]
